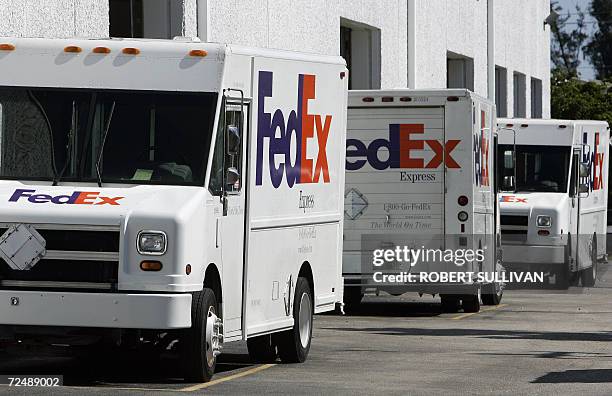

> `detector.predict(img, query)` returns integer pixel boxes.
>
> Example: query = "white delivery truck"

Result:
[343,89,503,313]
[0,37,348,381]
[497,118,609,287]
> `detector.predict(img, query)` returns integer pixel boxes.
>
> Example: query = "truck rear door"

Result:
[344,105,446,278]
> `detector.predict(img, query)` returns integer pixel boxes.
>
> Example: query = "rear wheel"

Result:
[581,236,598,287]
[275,277,313,363]
[481,283,503,305]
[461,293,481,313]
[247,335,277,363]
[440,295,460,313]
[180,288,220,382]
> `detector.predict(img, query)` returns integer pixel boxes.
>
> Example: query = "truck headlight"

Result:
[137,231,167,255]
[536,215,552,228]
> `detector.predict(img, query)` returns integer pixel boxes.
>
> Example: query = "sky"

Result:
[555,0,598,80]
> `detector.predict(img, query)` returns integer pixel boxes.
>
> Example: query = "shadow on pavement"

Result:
[0,348,256,387]
[321,326,612,343]
[533,369,612,383]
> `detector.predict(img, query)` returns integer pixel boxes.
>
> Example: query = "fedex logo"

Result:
[582,132,605,191]
[255,71,331,188]
[9,189,123,205]
[473,110,490,187]
[500,195,527,203]
[346,124,461,171]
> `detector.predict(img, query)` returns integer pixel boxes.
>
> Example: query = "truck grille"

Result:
[0,225,120,290]
[500,215,529,226]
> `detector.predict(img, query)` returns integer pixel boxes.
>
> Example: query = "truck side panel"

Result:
[245,57,346,337]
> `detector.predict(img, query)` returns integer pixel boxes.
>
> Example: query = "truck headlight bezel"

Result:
[536,215,552,228]
[137,230,168,255]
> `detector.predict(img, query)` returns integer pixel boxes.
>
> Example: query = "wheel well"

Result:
[204,264,222,306]
[298,262,314,305]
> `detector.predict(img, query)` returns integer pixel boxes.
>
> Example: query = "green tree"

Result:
[550,1,588,76]
[551,69,612,126]
[584,0,612,80]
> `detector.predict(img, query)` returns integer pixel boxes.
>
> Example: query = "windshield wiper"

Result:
[95,102,116,187]
[27,90,59,183]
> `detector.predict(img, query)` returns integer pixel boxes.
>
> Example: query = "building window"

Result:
[495,66,508,117]
[109,0,143,38]
[530,77,542,118]
[340,19,381,90]
[110,0,182,39]
[447,52,474,91]
[513,72,526,118]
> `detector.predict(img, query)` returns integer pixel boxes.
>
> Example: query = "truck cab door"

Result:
[214,95,249,336]
[568,148,581,271]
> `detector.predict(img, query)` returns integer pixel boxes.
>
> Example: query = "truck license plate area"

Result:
[0,224,46,271]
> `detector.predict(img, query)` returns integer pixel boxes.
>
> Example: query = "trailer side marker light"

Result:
[399,97,412,102]
[64,46,82,53]
[186,264,192,275]
[447,96,460,102]
[506,123,514,127]
[93,46,111,54]
[189,49,207,57]
[0,44,15,51]
[520,124,529,128]
[559,125,568,129]
[538,230,550,236]
[362,97,374,102]
[140,261,162,271]
[458,195,469,206]
[340,71,346,79]
[381,96,394,102]
[122,47,140,55]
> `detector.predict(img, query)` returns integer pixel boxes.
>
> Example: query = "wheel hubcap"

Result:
[205,307,223,367]
[298,292,312,349]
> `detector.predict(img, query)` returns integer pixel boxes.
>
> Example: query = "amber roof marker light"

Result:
[189,49,208,57]
[64,45,82,53]
[122,47,140,55]
[92,46,111,54]
[0,43,15,51]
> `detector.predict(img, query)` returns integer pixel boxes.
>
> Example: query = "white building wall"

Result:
[414,0,550,118]
[201,0,408,89]
[0,0,108,38]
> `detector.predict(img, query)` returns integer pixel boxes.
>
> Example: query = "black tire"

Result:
[247,334,278,363]
[343,286,363,313]
[481,283,503,305]
[274,277,313,363]
[440,295,460,313]
[461,294,480,313]
[181,288,218,382]
[581,237,597,287]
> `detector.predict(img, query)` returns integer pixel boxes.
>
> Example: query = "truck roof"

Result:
[498,118,610,129]
[349,88,492,106]
[0,37,345,92]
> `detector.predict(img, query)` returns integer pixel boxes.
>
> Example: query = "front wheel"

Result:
[461,293,481,313]
[274,277,313,363]
[181,288,221,382]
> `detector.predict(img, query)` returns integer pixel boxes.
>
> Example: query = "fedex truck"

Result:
[343,89,503,313]
[0,37,347,382]
[497,119,609,287]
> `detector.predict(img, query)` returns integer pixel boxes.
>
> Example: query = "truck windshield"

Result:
[498,145,570,193]
[0,88,217,186]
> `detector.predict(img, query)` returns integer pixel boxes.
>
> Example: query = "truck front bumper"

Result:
[502,244,566,265]
[0,290,192,329]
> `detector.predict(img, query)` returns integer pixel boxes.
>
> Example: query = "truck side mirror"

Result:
[227,125,241,156]
[503,175,515,191]
[579,163,589,178]
[226,167,240,187]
